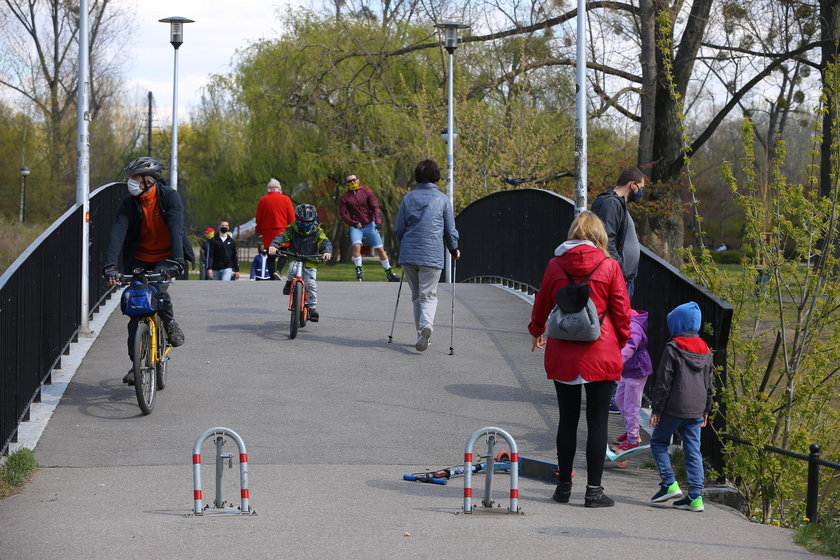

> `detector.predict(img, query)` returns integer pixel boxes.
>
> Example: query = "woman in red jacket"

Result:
[529,211,631,508]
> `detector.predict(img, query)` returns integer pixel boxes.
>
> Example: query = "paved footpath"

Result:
[0,281,828,559]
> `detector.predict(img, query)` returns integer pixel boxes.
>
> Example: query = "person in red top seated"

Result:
[255,178,295,279]
[102,156,186,386]
[529,211,631,508]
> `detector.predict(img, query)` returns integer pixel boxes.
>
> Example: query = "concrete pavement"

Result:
[0,281,827,559]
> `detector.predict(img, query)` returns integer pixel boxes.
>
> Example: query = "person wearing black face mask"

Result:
[591,166,645,299]
[207,220,241,280]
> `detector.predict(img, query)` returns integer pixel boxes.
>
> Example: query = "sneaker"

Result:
[552,481,572,503]
[122,368,135,386]
[613,432,628,444]
[415,326,432,351]
[307,307,319,322]
[584,486,614,508]
[282,280,292,295]
[385,267,400,282]
[272,272,284,281]
[650,481,683,503]
[165,320,185,347]
[673,495,704,512]
[613,440,641,453]
[355,266,364,280]
[609,399,620,414]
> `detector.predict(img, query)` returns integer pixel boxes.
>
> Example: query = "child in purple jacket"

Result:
[613,309,653,451]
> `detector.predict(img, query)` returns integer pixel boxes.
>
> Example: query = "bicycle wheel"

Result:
[290,282,302,339]
[133,321,157,414]
[155,317,168,391]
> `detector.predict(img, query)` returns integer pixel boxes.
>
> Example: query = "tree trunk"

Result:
[820,0,839,198]
[637,0,657,173]
[640,0,712,263]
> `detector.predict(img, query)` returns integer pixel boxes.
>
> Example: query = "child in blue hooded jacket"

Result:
[648,301,713,512]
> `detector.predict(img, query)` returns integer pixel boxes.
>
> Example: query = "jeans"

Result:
[650,414,705,498]
[615,376,647,442]
[213,268,233,281]
[349,222,383,249]
[403,264,440,335]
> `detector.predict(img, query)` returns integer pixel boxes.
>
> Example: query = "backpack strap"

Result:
[561,256,608,282]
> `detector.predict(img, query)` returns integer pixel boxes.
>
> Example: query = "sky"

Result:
[126,0,304,123]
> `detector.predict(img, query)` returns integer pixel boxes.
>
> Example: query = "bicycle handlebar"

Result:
[277,250,325,261]
[119,272,172,285]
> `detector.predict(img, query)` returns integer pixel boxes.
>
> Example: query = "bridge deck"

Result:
[0,281,821,559]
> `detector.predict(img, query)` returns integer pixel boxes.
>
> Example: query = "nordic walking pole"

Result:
[388,268,406,343]
[449,259,456,355]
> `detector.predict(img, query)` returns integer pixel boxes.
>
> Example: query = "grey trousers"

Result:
[403,264,440,335]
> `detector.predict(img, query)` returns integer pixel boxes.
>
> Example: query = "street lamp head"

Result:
[440,127,458,144]
[434,21,470,54]
[20,166,31,177]
[159,16,195,49]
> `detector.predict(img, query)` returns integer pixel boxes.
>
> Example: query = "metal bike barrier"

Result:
[463,427,521,514]
[190,427,256,516]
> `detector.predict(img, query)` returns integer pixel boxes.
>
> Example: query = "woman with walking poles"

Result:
[528,211,631,507]
[393,159,460,352]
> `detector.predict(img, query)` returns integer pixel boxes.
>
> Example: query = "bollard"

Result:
[190,427,254,516]
[463,426,520,514]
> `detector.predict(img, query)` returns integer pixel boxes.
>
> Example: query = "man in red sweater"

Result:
[255,178,295,279]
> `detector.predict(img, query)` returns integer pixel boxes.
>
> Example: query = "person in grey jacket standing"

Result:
[591,166,644,299]
[393,159,460,352]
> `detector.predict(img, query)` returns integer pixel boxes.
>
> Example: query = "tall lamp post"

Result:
[435,21,469,283]
[19,166,30,224]
[159,16,194,190]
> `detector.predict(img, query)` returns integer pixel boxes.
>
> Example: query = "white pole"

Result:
[76,0,91,333]
[574,0,588,215]
[445,50,455,284]
[170,46,180,190]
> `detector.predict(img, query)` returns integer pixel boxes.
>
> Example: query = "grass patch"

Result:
[188,262,402,282]
[0,448,39,497]
[795,521,840,558]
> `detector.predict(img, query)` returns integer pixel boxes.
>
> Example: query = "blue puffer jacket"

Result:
[394,183,459,269]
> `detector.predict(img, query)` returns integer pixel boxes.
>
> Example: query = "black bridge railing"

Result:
[1,182,124,455]
[455,188,733,471]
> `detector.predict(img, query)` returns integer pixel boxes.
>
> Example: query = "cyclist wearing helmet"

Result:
[103,156,187,385]
[267,203,333,321]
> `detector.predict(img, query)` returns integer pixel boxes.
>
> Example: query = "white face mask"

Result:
[127,178,144,197]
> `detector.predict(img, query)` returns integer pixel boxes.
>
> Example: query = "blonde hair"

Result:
[267,178,281,192]
[567,211,609,256]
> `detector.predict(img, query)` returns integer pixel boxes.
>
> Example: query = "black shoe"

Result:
[282,280,291,295]
[122,368,135,386]
[355,266,364,280]
[386,267,400,282]
[307,307,319,322]
[165,320,185,347]
[584,486,614,508]
[552,481,572,503]
[609,399,620,414]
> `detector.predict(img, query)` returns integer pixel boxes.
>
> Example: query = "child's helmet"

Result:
[295,203,317,223]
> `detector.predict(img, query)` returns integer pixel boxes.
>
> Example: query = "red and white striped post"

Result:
[463,427,520,514]
[191,427,253,515]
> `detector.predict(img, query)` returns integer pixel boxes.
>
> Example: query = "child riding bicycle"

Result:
[268,204,332,321]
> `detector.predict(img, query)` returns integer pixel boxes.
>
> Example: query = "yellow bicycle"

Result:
[120,270,172,414]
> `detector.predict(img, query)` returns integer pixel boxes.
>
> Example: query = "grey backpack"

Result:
[547,258,607,342]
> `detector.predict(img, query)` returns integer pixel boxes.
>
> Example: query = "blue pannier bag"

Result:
[120,280,159,317]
